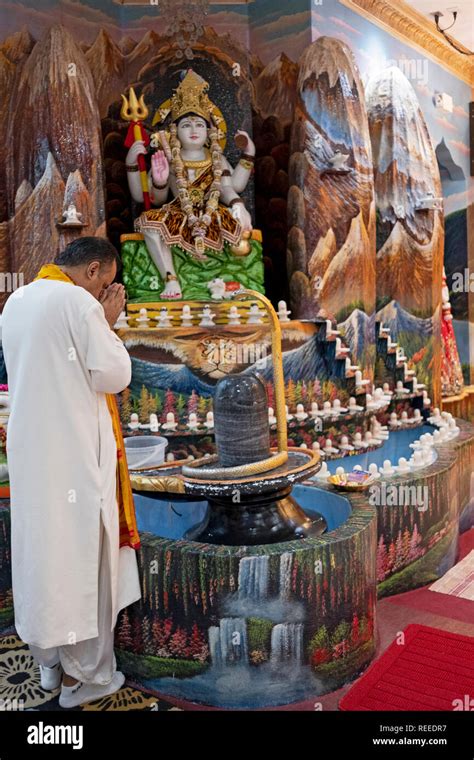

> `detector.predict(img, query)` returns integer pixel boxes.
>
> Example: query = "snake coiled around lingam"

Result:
[182,289,289,481]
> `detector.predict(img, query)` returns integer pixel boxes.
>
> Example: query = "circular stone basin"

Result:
[116,485,377,709]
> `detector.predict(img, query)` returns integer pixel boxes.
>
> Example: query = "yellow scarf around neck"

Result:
[34,263,140,550]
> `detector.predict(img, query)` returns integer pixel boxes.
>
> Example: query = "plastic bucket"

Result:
[124,435,168,470]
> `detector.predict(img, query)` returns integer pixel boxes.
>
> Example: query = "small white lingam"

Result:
[335,338,350,357]
[364,431,374,445]
[397,457,411,474]
[315,461,329,480]
[411,450,424,468]
[325,320,340,338]
[368,463,380,480]
[285,405,294,422]
[389,412,400,428]
[187,413,200,431]
[128,413,140,431]
[310,402,320,418]
[420,433,434,447]
[136,307,150,328]
[204,411,214,430]
[382,383,393,397]
[400,411,409,425]
[353,432,365,449]
[150,413,160,432]
[421,448,433,465]
[227,305,241,326]
[312,441,325,457]
[268,407,277,426]
[339,435,354,452]
[365,394,377,411]
[349,396,363,412]
[413,409,422,423]
[162,412,178,432]
[300,443,308,449]
[396,347,407,363]
[437,426,449,442]
[322,401,333,416]
[333,398,346,413]
[412,377,426,393]
[428,407,443,426]
[355,370,370,389]
[157,306,172,328]
[180,305,193,327]
[114,311,129,329]
[379,459,395,476]
[295,403,308,422]
[323,438,339,455]
[247,303,264,324]
[277,300,291,322]
[345,357,359,373]
[166,453,175,462]
[395,380,409,395]
[448,418,460,437]
[335,466,345,477]
[199,305,215,327]
[371,417,389,440]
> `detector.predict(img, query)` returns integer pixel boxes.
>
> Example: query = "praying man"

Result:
[1,236,142,709]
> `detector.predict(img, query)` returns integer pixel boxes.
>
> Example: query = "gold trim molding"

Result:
[339,0,474,85]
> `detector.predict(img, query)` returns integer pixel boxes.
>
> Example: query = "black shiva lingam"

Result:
[181,290,326,546]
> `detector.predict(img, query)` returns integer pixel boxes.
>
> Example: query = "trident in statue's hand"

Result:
[121,87,151,210]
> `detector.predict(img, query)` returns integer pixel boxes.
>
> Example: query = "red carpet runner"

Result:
[340,624,474,711]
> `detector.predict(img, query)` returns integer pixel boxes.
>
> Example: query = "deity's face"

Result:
[176,115,208,150]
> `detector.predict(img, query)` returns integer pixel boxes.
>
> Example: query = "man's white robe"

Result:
[1,279,141,649]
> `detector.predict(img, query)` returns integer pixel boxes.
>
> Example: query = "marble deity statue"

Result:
[125,70,255,300]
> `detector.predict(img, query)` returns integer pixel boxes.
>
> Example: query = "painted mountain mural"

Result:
[254,52,298,125]
[366,66,443,402]
[288,36,375,376]
[1,24,106,292]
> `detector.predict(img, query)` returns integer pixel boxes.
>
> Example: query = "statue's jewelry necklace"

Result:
[182,151,212,170]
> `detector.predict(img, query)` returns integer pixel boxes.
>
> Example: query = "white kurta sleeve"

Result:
[81,301,132,394]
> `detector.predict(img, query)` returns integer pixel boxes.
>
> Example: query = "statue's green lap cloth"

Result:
[121,238,264,302]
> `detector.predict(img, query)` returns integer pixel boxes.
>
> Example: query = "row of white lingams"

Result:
[135,411,460,468]
[312,411,460,481]
[127,396,432,435]
[115,300,293,330]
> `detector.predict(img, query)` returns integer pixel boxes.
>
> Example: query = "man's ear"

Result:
[86,260,101,279]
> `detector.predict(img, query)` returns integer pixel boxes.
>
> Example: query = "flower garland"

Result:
[169,121,223,257]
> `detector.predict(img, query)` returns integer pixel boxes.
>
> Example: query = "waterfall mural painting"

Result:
[114,492,377,709]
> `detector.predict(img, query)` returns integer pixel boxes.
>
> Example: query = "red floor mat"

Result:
[339,624,474,711]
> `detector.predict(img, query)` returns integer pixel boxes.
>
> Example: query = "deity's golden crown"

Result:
[171,70,213,123]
